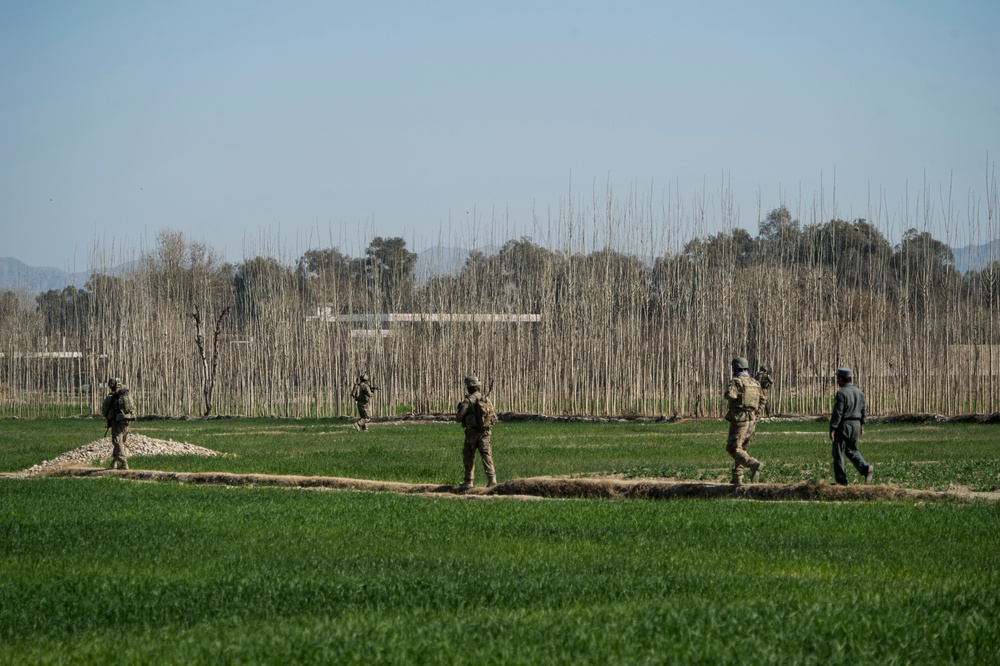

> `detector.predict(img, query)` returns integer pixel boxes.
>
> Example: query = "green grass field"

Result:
[2,417,999,664]
[4,416,998,490]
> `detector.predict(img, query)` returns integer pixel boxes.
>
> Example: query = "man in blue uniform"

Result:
[829,368,874,485]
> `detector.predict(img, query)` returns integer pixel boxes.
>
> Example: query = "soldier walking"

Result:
[101,377,135,470]
[829,368,873,485]
[755,365,774,417]
[351,373,377,431]
[724,357,764,485]
[455,376,497,489]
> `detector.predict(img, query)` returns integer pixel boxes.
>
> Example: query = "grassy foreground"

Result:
[1,418,999,664]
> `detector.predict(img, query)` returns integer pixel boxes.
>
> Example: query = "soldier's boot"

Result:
[865,465,874,485]
[730,472,743,485]
[749,460,763,483]
[486,476,497,488]
[458,480,473,490]
[352,422,361,431]
[107,461,116,470]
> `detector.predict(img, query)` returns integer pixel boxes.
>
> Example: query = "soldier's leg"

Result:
[120,425,129,469]
[478,433,496,486]
[726,422,754,483]
[357,405,370,431]
[111,424,129,469]
[462,431,477,486]
[743,421,763,482]
[843,428,869,479]
[741,421,755,455]
[831,436,849,485]
[108,429,120,469]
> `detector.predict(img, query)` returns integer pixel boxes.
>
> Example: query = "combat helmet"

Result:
[358,372,369,382]
[464,376,481,389]
[107,377,120,390]
[731,357,749,372]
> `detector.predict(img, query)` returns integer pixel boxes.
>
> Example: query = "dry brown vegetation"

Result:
[2,181,998,418]
[27,466,992,503]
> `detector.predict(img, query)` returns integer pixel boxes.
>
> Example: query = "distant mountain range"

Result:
[0,257,92,294]
[414,245,500,282]
[3,239,996,295]
[952,239,1000,273]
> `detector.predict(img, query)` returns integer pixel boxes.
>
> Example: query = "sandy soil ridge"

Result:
[4,434,996,502]
[22,466,998,503]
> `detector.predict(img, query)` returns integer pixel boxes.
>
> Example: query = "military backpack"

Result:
[473,395,499,429]
[735,377,761,413]
[116,389,135,418]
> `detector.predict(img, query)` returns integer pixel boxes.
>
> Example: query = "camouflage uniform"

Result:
[100,379,134,470]
[352,375,375,431]
[829,368,872,485]
[724,359,763,484]
[754,366,774,417]
[456,377,496,488]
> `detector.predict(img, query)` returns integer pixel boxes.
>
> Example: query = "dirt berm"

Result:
[30,467,994,503]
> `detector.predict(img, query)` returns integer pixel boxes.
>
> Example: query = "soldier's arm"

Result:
[830,391,846,433]
[456,398,471,423]
[724,380,739,401]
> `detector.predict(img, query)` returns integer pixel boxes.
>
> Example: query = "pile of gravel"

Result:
[14,434,221,478]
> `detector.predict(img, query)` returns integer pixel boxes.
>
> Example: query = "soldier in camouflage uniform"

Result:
[351,373,377,431]
[455,376,496,489]
[100,377,135,470]
[724,357,764,485]
[829,368,873,486]
[754,365,774,417]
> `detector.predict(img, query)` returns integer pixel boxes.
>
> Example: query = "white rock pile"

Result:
[14,434,221,478]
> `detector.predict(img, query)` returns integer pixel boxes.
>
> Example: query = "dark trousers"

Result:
[832,421,869,485]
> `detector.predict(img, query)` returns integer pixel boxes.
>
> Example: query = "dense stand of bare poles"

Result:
[2,181,998,418]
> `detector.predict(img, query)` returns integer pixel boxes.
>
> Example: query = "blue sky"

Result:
[2,0,998,269]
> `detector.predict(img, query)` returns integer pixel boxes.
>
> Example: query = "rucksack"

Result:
[116,389,136,419]
[474,395,499,429]
[736,377,761,412]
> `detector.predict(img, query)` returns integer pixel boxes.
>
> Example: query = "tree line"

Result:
[1,196,998,418]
